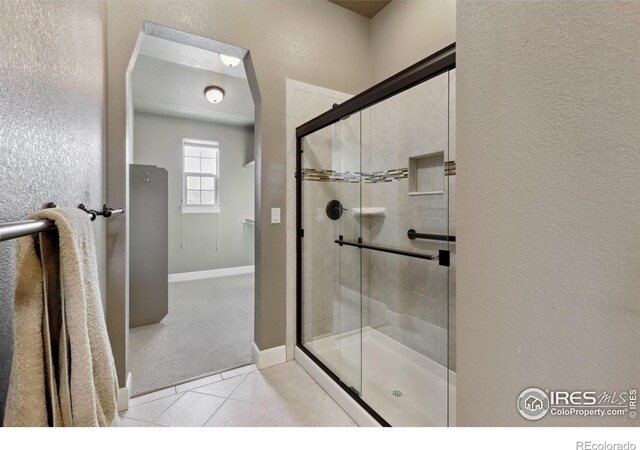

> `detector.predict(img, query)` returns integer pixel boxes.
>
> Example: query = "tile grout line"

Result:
[295,364,329,426]
[256,395,279,427]
[190,373,248,400]
[199,396,229,427]
[296,362,358,426]
[128,386,178,408]
[151,391,186,423]
[224,373,249,398]
[197,371,270,426]
[187,391,228,401]
[120,416,168,427]
[256,364,297,427]
[190,371,253,427]
[127,388,181,411]
[311,393,327,426]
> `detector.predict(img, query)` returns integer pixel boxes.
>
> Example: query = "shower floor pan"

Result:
[304,326,455,426]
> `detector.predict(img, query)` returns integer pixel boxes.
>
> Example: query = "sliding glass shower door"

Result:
[300,111,363,397]
[298,46,455,427]
[359,70,453,426]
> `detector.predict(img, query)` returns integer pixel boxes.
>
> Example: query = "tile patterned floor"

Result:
[119,361,357,427]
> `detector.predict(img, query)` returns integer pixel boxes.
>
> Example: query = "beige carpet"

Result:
[129,274,254,396]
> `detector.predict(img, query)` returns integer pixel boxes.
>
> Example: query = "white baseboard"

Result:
[252,342,287,369]
[295,346,380,427]
[169,265,254,283]
[117,372,132,412]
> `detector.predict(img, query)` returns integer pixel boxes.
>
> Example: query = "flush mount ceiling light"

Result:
[204,86,225,104]
[220,54,241,68]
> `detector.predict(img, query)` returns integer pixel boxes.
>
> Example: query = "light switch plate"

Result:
[271,207,281,224]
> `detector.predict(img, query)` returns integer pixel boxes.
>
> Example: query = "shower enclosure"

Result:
[296,44,456,426]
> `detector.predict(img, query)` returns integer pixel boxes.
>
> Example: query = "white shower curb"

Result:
[295,346,381,427]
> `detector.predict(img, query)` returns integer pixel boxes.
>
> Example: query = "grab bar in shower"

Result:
[334,237,450,266]
[407,229,456,242]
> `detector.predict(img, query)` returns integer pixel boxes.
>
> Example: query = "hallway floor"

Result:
[119,361,357,427]
[129,274,254,395]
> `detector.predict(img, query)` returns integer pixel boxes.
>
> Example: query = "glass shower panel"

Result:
[359,71,451,426]
[298,63,455,427]
[300,111,363,395]
[301,121,338,372]
[336,112,362,396]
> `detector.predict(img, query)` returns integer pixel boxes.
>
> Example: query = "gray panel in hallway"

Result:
[129,164,169,328]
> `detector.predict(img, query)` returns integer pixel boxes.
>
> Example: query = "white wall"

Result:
[371,0,456,83]
[457,0,640,426]
[133,113,254,274]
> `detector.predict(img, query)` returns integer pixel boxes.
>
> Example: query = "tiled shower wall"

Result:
[361,69,456,370]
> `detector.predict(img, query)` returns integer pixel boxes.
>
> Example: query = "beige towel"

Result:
[4,208,118,427]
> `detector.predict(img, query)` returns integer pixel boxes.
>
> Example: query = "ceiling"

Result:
[132,35,255,126]
[329,0,391,19]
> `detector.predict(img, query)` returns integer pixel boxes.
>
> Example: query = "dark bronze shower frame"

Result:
[295,43,456,427]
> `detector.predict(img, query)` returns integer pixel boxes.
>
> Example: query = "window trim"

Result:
[181,206,221,214]
[182,138,220,214]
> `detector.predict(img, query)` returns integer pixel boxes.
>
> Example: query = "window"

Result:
[182,139,220,213]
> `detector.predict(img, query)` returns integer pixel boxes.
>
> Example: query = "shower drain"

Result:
[392,389,403,398]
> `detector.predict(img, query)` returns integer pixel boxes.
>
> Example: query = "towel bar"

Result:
[0,203,125,243]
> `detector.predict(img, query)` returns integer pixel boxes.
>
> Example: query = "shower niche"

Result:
[297,44,456,427]
[408,151,445,196]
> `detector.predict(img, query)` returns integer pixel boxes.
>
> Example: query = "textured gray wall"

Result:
[105,0,372,380]
[0,0,106,422]
[370,0,456,84]
[457,0,640,425]
[133,112,254,274]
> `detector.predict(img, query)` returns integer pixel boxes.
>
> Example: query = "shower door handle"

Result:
[334,238,449,266]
